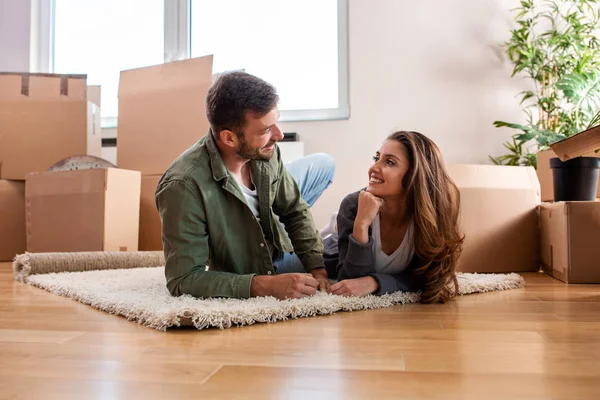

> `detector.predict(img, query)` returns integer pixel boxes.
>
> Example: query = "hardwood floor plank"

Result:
[0,357,222,385]
[139,339,406,370]
[403,351,600,375]
[199,365,600,399]
[0,377,216,400]
[0,329,84,343]
[0,342,148,362]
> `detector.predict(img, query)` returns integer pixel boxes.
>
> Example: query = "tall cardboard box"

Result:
[25,168,141,253]
[0,180,25,261]
[447,164,541,273]
[117,55,213,175]
[540,202,600,283]
[536,149,600,201]
[139,175,163,251]
[0,73,102,179]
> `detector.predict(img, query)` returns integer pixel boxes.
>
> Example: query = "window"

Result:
[37,0,348,126]
[190,0,348,120]
[52,0,164,125]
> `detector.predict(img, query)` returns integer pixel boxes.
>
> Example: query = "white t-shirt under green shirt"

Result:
[233,174,260,222]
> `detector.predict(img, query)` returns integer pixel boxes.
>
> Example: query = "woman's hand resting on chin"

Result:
[353,191,383,244]
[355,190,384,227]
[329,276,379,297]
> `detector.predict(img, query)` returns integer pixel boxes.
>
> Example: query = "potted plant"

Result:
[491,0,600,200]
[491,0,600,169]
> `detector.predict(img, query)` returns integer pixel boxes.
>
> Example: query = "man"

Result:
[155,71,335,300]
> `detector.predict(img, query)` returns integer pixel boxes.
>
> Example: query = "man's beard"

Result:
[236,133,275,161]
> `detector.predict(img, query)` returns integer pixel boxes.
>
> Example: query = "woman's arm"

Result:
[335,191,422,296]
[336,192,377,280]
[369,262,422,295]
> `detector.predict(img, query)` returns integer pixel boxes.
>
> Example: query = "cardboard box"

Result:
[0,73,102,180]
[25,168,141,253]
[117,55,213,175]
[447,164,541,273]
[540,202,600,283]
[0,180,25,261]
[139,175,163,251]
[536,149,600,202]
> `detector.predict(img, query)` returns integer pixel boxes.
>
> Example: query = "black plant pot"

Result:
[550,156,600,201]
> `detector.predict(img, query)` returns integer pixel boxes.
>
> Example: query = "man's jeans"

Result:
[272,153,335,274]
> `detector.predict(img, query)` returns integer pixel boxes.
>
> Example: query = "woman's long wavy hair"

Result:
[388,131,464,304]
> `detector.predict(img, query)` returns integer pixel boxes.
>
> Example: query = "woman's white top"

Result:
[372,214,415,274]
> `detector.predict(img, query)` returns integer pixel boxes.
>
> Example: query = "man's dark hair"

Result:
[206,71,279,138]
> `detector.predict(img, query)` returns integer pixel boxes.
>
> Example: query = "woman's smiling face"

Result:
[367,139,410,198]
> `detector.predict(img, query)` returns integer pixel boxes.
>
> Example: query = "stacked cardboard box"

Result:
[116,55,214,251]
[25,168,141,253]
[0,73,102,260]
[538,126,600,283]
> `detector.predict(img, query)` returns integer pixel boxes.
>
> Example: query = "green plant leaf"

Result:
[516,131,536,141]
[586,109,600,129]
[519,90,536,104]
[492,121,530,131]
[557,71,600,127]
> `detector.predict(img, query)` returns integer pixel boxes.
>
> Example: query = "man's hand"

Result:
[309,267,330,292]
[329,276,379,297]
[250,273,319,300]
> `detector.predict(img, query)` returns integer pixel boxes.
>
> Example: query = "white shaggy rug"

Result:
[12,252,525,331]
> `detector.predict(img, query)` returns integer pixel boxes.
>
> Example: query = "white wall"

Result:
[280,0,527,227]
[1,0,528,228]
[0,0,31,71]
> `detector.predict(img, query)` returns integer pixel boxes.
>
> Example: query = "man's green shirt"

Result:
[155,131,325,299]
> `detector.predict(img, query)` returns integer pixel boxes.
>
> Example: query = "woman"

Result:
[324,131,464,303]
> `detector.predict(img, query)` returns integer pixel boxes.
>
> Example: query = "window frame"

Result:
[31,0,349,128]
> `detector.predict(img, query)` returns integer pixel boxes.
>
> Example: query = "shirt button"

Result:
[260,243,265,248]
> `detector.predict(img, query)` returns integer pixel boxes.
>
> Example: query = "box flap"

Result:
[0,97,90,179]
[0,72,87,100]
[0,180,26,261]
[118,55,213,97]
[103,168,141,252]
[0,74,22,98]
[447,164,541,193]
[25,169,107,196]
[549,125,600,161]
[116,55,213,175]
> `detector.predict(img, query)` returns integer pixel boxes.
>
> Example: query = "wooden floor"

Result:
[1,264,600,400]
